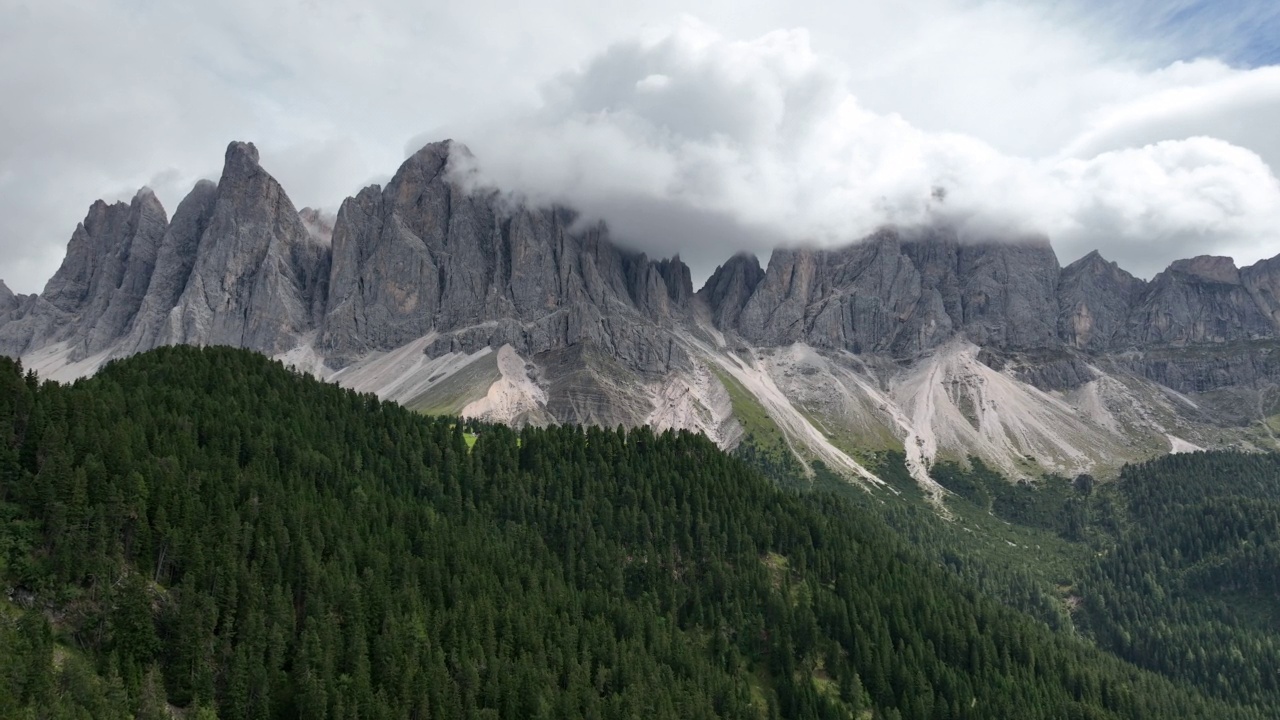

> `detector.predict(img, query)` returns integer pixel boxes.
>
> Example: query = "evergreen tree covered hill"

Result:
[1078,451,1280,709]
[0,346,1269,719]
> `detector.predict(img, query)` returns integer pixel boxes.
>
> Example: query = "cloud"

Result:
[1061,64,1280,170]
[2,0,1279,293]
[1051,138,1280,273]
[450,18,1280,281]
[0,0,653,293]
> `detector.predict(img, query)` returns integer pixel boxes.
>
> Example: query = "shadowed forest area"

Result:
[2,346,1278,719]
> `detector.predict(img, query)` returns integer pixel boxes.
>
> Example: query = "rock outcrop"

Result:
[0,280,20,318]
[159,142,330,355]
[318,141,692,373]
[1057,251,1146,351]
[0,189,168,360]
[730,228,1061,357]
[6,136,1280,470]
[699,253,765,330]
[1127,256,1273,347]
[117,180,219,355]
[2,143,332,362]
[954,236,1060,349]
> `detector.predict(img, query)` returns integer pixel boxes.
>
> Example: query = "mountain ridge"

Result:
[4,139,1280,494]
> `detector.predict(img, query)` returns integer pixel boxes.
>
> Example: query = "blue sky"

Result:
[1072,0,1280,66]
[1163,0,1280,66]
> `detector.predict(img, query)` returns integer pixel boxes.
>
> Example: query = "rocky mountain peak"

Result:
[1168,255,1240,284]
[225,140,261,169]
[116,180,221,355]
[0,182,171,360]
[319,139,694,378]
[1241,255,1280,333]
[1058,249,1145,350]
[1072,249,1109,270]
[730,229,1062,355]
[698,252,765,330]
[143,140,332,355]
[656,255,694,305]
[1129,254,1267,346]
[10,137,1280,479]
[0,280,16,314]
[395,140,458,186]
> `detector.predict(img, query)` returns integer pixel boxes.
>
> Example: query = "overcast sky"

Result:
[2,0,1279,293]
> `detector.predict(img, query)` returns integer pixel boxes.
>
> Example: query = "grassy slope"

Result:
[710,366,788,450]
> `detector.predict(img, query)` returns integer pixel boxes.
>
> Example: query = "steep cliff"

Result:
[4,138,1280,491]
[318,141,693,374]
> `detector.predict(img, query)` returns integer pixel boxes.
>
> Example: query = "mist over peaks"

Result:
[440,19,1280,282]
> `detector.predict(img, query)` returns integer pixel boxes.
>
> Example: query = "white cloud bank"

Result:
[2,1,1280,291]
[452,19,1280,279]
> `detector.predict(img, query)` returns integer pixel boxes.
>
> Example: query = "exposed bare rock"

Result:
[0,280,18,317]
[318,141,692,374]
[954,236,1061,349]
[0,189,168,360]
[0,282,35,353]
[1103,343,1280,395]
[163,142,330,354]
[1058,250,1146,351]
[118,180,218,354]
[1128,256,1272,346]
[1241,254,1280,332]
[78,189,169,357]
[8,136,1280,486]
[699,252,765,330]
[734,228,1060,356]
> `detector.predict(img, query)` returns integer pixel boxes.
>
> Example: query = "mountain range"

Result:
[5,139,1280,498]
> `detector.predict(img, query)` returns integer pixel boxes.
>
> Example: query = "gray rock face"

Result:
[1105,344,1280,395]
[0,281,17,317]
[734,228,1060,356]
[1240,255,1280,333]
[1,142,334,362]
[1058,251,1147,351]
[117,180,219,355]
[979,348,1097,391]
[0,296,55,359]
[954,237,1060,349]
[699,252,765,330]
[319,141,692,373]
[163,142,330,355]
[0,189,169,360]
[10,135,1280,438]
[0,282,33,346]
[75,189,169,358]
[1127,256,1273,346]
[735,233,928,354]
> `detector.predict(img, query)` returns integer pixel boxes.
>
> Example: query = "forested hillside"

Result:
[0,347,1273,719]
[1079,452,1280,707]
[817,447,1280,717]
